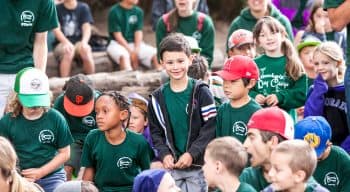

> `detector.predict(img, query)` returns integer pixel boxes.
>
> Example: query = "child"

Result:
[250,16,307,121]
[155,0,215,67]
[262,140,328,192]
[54,181,98,192]
[294,0,346,56]
[132,169,180,192]
[53,74,100,180]
[81,91,152,191]
[226,0,293,52]
[227,29,256,58]
[0,136,45,192]
[187,55,228,107]
[0,67,73,192]
[304,41,349,147]
[53,0,95,77]
[214,56,261,142]
[148,33,216,191]
[203,137,256,192]
[295,116,350,191]
[107,0,161,71]
[240,107,295,191]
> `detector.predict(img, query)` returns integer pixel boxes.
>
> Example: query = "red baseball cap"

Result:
[247,107,294,140]
[214,55,259,81]
[228,29,254,49]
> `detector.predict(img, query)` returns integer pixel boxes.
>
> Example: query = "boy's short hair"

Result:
[228,29,254,50]
[248,107,294,140]
[214,55,259,81]
[188,55,208,80]
[159,33,192,60]
[273,140,317,182]
[294,116,332,158]
[206,136,248,176]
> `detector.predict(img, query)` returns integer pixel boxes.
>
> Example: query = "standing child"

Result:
[203,137,257,192]
[250,16,308,120]
[304,41,349,147]
[214,56,261,142]
[148,33,216,192]
[227,29,256,58]
[81,91,152,192]
[262,140,328,192]
[107,0,161,71]
[155,0,215,67]
[53,74,100,180]
[295,116,350,192]
[0,67,73,192]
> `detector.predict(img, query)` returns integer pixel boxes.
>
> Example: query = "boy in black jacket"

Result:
[148,33,216,192]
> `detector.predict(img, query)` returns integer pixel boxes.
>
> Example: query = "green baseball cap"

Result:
[14,67,50,107]
[297,35,321,52]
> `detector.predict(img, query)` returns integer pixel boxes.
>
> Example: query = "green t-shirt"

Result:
[240,167,270,191]
[156,11,215,67]
[0,109,73,176]
[313,146,350,192]
[108,3,143,43]
[237,182,257,192]
[324,0,350,65]
[81,129,152,192]
[163,78,195,157]
[250,54,307,119]
[216,99,261,143]
[53,92,100,141]
[0,0,58,74]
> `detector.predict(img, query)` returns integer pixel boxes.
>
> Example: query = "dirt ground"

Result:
[93,8,230,69]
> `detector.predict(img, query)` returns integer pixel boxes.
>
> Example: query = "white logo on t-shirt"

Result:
[117,157,132,169]
[20,10,35,27]
[232,121,247,136]
[324,172,339,186]
[128,15,137,24]
[38,130,55,144]
[82,116,96,127]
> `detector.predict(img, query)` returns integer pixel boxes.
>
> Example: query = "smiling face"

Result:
[247,0,269,14]
[313,51,339,83]
[257,23,284,55]
[243,129,271,167]
[161,51,192,81]
[174,0,196,13]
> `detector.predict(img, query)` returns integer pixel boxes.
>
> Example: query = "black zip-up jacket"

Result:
[148,80,216,166]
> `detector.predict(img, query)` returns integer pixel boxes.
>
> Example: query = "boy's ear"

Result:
[293,170,307,183]
[120,110,129,121]
[247,79,257,89]
[268,135,280,150]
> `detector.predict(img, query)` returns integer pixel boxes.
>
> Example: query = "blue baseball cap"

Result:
[295,116,332,157]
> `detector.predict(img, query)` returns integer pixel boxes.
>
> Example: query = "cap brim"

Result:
[191,48,202,53]
[297,42,321,52]
[214,70,240,81]
[229,41,253,49]
[315,143,327,158]
[63,95,94,117]
[18,94,50,107]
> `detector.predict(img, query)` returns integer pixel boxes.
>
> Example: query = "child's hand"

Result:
[266,94,279,106]
[163,154,175,169]
[255,94,266,105]
[130,52,139,70]
[21,168,44,181]
[174,152,193,169]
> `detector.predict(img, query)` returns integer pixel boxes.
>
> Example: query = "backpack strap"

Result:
[162,12,172,33]
[197,12,206,32]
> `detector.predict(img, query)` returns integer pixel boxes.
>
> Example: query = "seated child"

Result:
[295,116,350,191]
[203,137,256,192]
[263,140,328,192]
[214,56,261,142]
[132,169,180,192]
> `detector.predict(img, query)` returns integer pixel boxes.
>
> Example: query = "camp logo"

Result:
[232,121,247,136]
[82,116,96,127]
[128,15,138,24]
[303,133,320,148]
[20,10,35,27]
[324,172,339,186]
[30,78,42,91]
[192,31,202,41]
[117,157,132,169]
[38,130,55,144]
